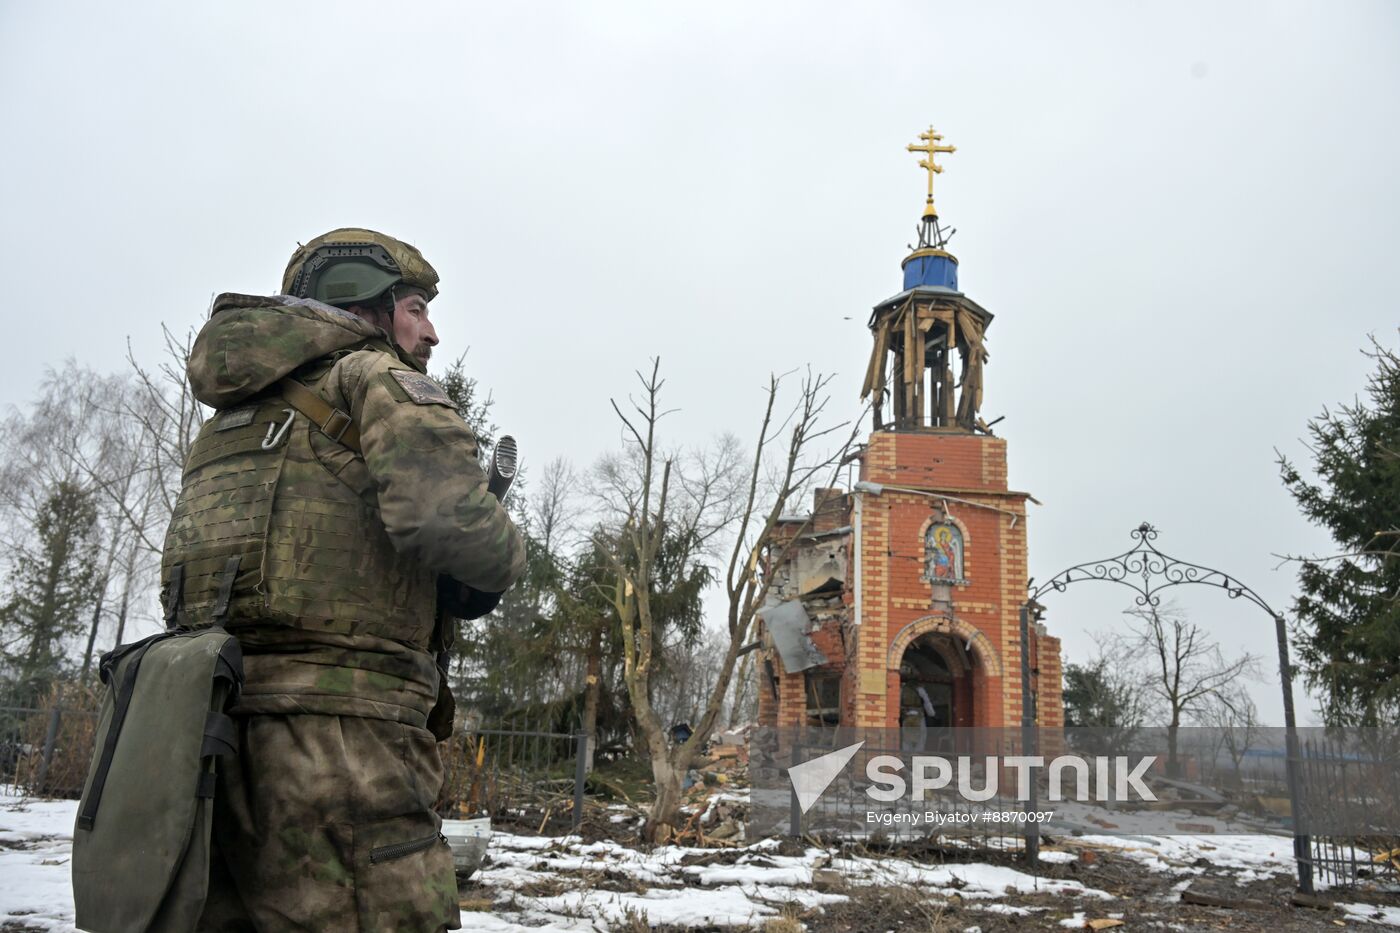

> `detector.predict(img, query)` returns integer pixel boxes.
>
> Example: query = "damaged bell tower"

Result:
[756,127,1065,734]
[863,126,990,434]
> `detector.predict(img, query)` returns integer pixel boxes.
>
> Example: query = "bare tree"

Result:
[33,349,189,660]
[726,648,758,729]
[1118,603,1260,777]
[1199,686,1261,787]
[651,627,731,732]
[118,328,205,551]
[47,329,202,562]
[0,363,142,690]
[595,360,860,840]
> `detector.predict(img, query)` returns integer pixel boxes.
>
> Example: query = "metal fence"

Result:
[1,703,593,837]
[781,732,1020,852]
[438,719,590,832]
[0,705,100,799]
[1299,734,1400,888]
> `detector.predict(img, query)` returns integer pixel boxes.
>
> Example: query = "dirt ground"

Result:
[805,844,1395,931]
[460,830,1400,932]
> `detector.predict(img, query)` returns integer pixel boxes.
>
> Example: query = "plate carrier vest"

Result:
[160,365,437,648]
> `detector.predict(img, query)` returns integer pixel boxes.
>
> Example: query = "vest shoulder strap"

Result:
[277,376,362,453]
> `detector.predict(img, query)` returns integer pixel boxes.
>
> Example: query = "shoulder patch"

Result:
[214,406,259,431]
[387,369,455,407]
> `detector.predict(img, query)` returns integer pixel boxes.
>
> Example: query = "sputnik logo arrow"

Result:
[787,741,865,814]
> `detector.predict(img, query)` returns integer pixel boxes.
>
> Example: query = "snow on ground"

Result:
[1343,902,1400,926]
[1071,831,1301,879]
[0,793,79,932]
[475,835,1111,929]
[2,790,1396,930]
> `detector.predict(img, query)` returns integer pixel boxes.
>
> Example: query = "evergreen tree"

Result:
[1278,333,1400,726]
[1062,654,1148,756]
[434,354,582,719]
[1063,658,1142,730]
[434,353,497,455]
[0,480,101,702]
[431,353,712,747]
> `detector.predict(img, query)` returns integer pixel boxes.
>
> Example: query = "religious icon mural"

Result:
[925,522,965,584]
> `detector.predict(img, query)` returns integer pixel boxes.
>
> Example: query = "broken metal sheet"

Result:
[761,600,828,673]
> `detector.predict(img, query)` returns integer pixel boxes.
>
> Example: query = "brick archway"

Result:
[886,614,1003,678]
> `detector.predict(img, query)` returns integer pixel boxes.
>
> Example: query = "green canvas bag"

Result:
[71,627,244,933]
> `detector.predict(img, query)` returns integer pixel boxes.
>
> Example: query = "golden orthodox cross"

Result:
[906,126,956,220]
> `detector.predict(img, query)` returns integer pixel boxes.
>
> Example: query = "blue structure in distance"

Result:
[902,248,959,291]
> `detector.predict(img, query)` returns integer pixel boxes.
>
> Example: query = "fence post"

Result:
[572,732,589,831]
[788,741,802,837]
[35,706,63,795]
[1273,612,1312,894]
[1019,603,1040,868]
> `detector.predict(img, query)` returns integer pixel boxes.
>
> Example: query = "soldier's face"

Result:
[392,291,438,366]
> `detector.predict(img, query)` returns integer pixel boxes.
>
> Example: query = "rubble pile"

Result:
[676,731,753,846]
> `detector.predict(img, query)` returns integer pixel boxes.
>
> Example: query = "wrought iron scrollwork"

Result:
[1029,522,1280,618]
[1024,522,1307,892]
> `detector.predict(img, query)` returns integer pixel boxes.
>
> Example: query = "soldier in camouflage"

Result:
[161,228,526,931]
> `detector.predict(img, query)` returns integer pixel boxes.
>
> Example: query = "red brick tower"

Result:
[756,127,1064,734]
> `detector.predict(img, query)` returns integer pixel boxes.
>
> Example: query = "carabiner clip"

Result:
[262,409,296,449]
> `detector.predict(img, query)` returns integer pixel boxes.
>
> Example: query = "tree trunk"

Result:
[79,581,108,680]
[647,758,686,842]
[81,504,126,678]
[113,574,132,647]
[728,650,754,728]
[112,536,141,647]
[1166,714,1181,778]
[581,622,603,774]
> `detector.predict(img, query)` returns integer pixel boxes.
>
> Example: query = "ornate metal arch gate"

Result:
[1019,523,1313,893]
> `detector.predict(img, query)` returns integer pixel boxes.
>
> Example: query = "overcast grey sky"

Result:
[2,1,1397,724]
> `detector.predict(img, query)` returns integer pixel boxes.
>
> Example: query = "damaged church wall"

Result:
[756,430,1065,733]
[754,127,1064,735]
[755,489,856,730]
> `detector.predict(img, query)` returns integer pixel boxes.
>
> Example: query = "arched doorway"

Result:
[888,614,1002,733]
[898,633,970,750]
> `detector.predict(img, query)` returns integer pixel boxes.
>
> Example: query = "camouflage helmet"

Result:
[281,228,440,306]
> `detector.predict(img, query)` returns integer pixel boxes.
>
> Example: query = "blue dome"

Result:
[902,249,959,291]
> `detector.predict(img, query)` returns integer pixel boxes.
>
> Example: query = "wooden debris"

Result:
[588,774,635,803]
[1289,892,1337,912]
[1084,920,1124,931]
[708,819,740,841]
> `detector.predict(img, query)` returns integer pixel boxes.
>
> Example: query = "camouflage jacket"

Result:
[169,293,525,722]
